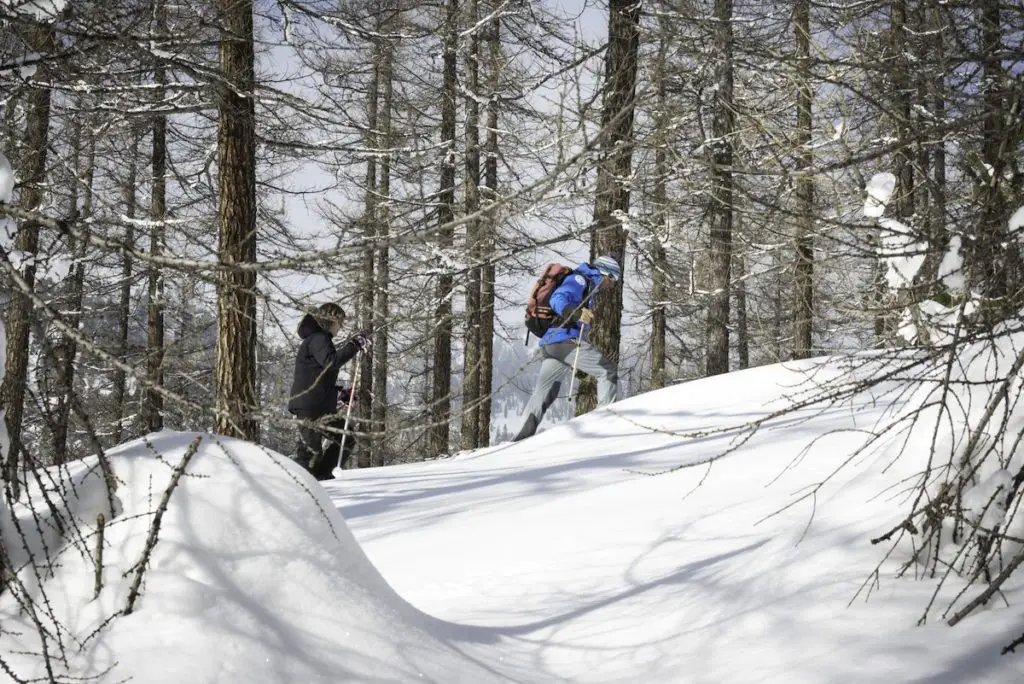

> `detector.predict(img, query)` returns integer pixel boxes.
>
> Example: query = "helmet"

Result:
[592,255,621,281]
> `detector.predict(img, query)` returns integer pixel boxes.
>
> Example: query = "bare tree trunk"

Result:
[791,0,814,360]
[460,0,482,451]
[650,17,670,391]
[912,0,932,238]
[772,255,783,362]
[1,21,53,491]
[879,0,918,342]
[112,131,139,446]
[928,0,947,238]
[735,252,749,369]
[870,229,889,346]
[142,0,167,433]
[51,110,96,464]
[704,0,735,377]
[651,237,668,388]
[906,1,945,290]
[575,0,640,416]
[213,0,259,441]
[891,0,915,221]
[430,0,458,458]
[976,0,1013,310]
[871,5,904,347]
[371,39,394,467]
[477,9,500,447]
[357,47,379,467]
[928,1,947,235]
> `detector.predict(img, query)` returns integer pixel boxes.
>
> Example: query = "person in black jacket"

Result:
[287,302,371,480]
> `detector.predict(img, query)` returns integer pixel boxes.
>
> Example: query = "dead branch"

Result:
[92,513,105,601]
[947,544,1024,627]
[123,435,202,616]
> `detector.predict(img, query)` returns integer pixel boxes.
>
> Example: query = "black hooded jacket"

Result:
[287,314,360,416]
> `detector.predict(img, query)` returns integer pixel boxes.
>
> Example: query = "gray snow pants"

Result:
[513,339,618,441]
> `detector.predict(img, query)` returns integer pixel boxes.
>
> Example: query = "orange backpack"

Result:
[524,263,574,341]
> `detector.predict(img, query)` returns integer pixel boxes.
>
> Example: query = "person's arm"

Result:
[309,333,346,372]
[334,337,361,366]
[549,274,589,320]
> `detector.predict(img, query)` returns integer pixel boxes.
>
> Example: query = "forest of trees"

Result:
[1,0,1015,468]
[1,0,1023,642]
[2,0,1024,676]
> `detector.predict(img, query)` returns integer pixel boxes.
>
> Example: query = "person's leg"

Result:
[514,343,574,441]
[313,417,346,480]
[572,340,619,406]
[339,433,356,470]
[295,416,322,472]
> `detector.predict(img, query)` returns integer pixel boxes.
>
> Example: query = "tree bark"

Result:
[357,46,379,467]
[430,0,458,458]
[1,21,53,491]
[791,0,814,360]
[772,255,783,362]
[142,0,167,433]
[113,131,140,446]
[213,0,259,441]
[704,0,735,377]
[650,16,670,390]
[735,252,749,369]
[51,108,95,464]
[460,0,482,451]
[976,0,1013,311]
[477,9,500,447]
[891,0,915,221]
[927,0,947,238]
[371,39,394,466]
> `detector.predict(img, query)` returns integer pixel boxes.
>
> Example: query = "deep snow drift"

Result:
[0,433,509,683]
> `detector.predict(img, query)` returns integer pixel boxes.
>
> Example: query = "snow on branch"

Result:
[862,171,977,347]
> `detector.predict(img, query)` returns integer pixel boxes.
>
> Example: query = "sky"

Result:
[3,330,1024,682]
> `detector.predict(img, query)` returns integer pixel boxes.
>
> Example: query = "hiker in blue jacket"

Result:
[514,255,621,441]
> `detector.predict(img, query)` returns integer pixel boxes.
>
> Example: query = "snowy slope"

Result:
[2,354,1023,683]
[328,357,1024,683]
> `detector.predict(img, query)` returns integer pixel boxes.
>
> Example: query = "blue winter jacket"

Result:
[539,263,605,346]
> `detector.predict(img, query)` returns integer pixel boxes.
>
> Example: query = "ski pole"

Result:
[567,323,586,402]
[337,349,363,470]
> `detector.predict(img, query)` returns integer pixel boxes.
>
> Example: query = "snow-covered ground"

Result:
[3,352,1024,683]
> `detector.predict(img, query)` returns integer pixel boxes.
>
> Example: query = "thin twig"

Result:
[123,435,202,616]
[1002,631,1024,655]
[92,513,105,601]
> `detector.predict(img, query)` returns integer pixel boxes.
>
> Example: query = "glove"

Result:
[351,331,372,353]
[579,308,594,325]
[336,384,355,405]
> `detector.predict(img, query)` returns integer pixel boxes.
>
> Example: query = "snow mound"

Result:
[0,431,506,683]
